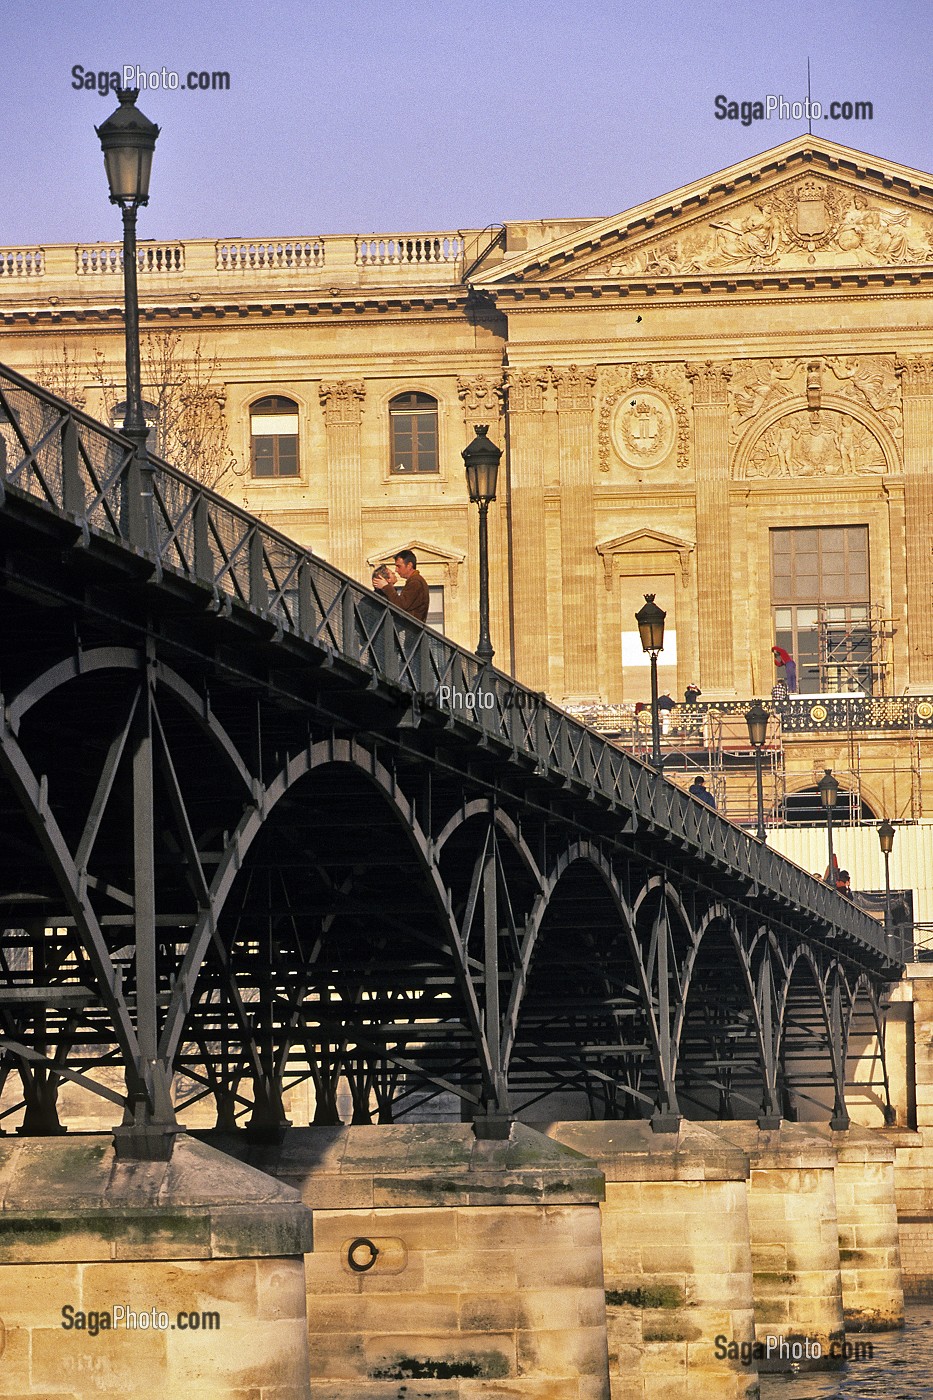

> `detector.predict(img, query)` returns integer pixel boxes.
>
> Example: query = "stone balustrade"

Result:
[355,233,464,265]
[0,248,44,277]
[76,243,186,274]
[0,229,478,300]
[215,238,325,271]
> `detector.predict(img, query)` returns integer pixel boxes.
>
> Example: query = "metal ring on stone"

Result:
[347,1237,380,1272]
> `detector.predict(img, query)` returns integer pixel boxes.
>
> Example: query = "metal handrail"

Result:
[0,360,895,968]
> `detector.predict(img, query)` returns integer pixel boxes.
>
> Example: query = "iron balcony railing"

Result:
[0,361,895,969]
[576,696,933,737]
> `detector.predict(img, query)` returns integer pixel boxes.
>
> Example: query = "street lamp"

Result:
[745,700,769,842]
[95,89,159,459]
[635,594,666,769]
[463,424,502,665]
[818,768,839,886]
[878,818,895,939]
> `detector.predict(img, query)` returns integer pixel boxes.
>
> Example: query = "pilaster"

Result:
[319,380,365,578]
[458,376,510,669]
[688,361,735,693]
[555,365,599,701]
[895,356,933,685]
[505,368,552,690]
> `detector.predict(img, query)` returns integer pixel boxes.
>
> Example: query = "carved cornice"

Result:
[687,360,733,406]
[319,380,366,425]
[552,364,598,413]
[505,367,552,414]
[896,355,933,396]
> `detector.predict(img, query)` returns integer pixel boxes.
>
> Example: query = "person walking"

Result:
[689,775,716,808]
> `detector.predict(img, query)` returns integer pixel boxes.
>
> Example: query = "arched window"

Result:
[389,392,438,474]
[250,395,299,478]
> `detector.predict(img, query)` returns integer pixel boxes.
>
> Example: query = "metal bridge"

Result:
[0,364,902,1156]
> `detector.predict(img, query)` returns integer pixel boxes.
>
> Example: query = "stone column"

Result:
[708,1122,845,1371]
[216,1122,611,1399]
[0,1134,313,1398]
[888,965,933,1295]
[320,380,365,578]
[687,362,735,693]
[555,366,600,702]
[895,356,933,685]
[806,1123,904,1330]
[506,368,552,690]
[544,1121,758,1400]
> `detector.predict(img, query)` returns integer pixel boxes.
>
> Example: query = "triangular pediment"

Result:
[368,540,465,591]
[596,529,695,589]
[476,137,933,287]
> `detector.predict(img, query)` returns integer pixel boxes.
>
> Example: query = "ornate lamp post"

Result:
[95,89,159,463]
[878,818,895,939]
[818,768,839,886]
[635,594,666,769]
[745,700,769,842]
[463,425,502,665]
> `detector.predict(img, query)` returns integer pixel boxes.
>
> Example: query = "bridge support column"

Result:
[708,1123,845,1370]
[214,1122,610,1399]
[544,1121,758,1400]
[0,1134,313,1397]
[885,965,933,1295]
[806,1123,904,1329]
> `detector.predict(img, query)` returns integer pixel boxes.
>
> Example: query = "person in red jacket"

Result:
[772,645,797,693]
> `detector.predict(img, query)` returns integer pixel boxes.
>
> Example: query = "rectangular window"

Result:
[427,586,445,631]
[771,526,870,693]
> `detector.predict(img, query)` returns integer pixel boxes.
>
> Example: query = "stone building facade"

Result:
[3,133,933,824]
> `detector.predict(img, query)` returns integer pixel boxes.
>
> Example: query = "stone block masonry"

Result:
[210,1122,611,1400]
[0,1133,313,1398]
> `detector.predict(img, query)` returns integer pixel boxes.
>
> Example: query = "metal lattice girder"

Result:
[0,361,901,1145]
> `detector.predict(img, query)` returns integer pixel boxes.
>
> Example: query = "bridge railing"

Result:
[0,362,895,967]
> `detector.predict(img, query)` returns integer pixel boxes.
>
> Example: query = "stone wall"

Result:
[211,1123,610,1400]
[0,1134,313,1398]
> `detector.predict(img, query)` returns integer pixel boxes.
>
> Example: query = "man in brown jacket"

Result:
[373,549,430,622]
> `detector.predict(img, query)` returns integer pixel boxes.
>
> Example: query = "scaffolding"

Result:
[816,604,896,695]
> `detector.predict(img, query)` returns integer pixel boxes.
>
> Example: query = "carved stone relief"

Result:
[505,367,552,414]
[598,363,690,473]
[729,356,901,442]
[600,178,933,275]
[739,407,887,479]
[457,375,505,423]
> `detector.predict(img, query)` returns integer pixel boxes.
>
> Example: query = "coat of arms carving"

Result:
[773,178,845,251]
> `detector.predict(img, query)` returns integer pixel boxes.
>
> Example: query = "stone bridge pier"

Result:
[0,1115,910,1398]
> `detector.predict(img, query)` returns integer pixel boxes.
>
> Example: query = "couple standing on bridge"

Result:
[371,549,430,622]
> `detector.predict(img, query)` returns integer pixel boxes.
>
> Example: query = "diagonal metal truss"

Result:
[0,363,903,1155]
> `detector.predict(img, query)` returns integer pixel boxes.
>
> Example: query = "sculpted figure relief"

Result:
[604,180,933,276]
[742,408,887,478]
[729,356,901,441]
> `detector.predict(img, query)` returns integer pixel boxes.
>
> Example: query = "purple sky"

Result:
[1,0,929,245]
